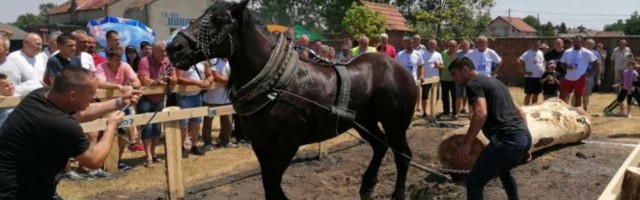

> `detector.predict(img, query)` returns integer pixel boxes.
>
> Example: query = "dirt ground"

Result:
[57,87,640,199]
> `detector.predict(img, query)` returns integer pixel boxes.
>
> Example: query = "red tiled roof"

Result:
[48,0,114,15]
[361,1,411,32]
[48,0,91,15]
[497,16,537,33]
[128,0,155,10]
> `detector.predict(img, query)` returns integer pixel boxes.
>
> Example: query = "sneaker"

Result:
[65,171,85,181]
[203,144,216,151]
[182,148,190,159]
[190,146,206,156]
[460,109,467,114]
[128,143,144,152]
[152,156,164,163]
[118,162,130,171]
[219,143,238,148]
[88,169,112,179]
[144,160,154,168]
[452,114,459,120]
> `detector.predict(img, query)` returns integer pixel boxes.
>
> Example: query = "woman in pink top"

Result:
[94,47,144,163]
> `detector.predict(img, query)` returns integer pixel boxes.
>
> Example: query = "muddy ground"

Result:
[58,89,639,200]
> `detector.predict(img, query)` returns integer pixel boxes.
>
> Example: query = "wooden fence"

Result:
[599,141,640,200]
[0,77,441,200]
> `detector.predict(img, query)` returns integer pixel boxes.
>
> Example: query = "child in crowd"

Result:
[0,73,15,127]
[613,60,639,118]
[540,61,561,100]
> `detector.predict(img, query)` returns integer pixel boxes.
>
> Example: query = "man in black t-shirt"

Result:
[544,38,566,79]
[0,67,141,199]
[45,34,81,86]
[448,57,532,200]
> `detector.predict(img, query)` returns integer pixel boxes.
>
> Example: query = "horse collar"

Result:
[231,34,299,116]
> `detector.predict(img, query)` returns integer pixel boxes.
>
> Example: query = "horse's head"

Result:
[167,0,250,70]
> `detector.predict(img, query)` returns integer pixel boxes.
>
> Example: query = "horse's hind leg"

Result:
[354,119,389,200]
[381,115,413,200]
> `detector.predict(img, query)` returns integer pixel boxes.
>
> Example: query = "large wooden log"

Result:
[437,98,592,170]
[621,166,640,200]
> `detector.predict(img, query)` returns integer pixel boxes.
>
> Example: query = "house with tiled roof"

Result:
[48,0,213,40]
[360,1,411,48]
[482,16,537,38]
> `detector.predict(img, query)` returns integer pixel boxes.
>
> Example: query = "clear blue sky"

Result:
[491,0,640,30]
[1,0,638,30]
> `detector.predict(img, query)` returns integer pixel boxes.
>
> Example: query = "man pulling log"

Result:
[0,67,142,199]
[449,57,532,200]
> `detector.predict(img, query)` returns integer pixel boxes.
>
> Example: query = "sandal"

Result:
[152,156,164,163]
[144,160,153,167]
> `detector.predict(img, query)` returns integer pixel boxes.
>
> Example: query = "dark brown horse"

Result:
[167,1,417,199]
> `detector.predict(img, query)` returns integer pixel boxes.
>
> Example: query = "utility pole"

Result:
[508,8,511,37]
[537,13,541,36]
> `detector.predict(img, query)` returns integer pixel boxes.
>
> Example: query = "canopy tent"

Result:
[293,25,326,41]
[0,22,27,40]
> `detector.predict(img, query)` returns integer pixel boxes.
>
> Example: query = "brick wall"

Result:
[489,36,640,91]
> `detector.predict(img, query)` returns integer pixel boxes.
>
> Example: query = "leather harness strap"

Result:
[330,65,356,121]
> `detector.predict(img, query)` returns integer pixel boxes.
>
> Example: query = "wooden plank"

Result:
[163,107,185,200]
[96,83,227,100]
[421,77,440,85]
[599,142,640,200]
[0,83,226,108]
[429,82,437,117]
[103,134,120,173]
[80,105,235,132]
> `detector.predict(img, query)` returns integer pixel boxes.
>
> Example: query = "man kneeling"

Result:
[0,67,142,199]
[449,57,532,200]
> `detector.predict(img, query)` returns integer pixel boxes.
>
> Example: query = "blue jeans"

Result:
[467,132,531,200]
[176,94,203,128]
[136,98,162,139]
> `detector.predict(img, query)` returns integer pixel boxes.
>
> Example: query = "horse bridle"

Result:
[178,11,237,60]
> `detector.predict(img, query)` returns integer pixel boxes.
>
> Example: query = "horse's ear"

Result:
[231,0,250,15]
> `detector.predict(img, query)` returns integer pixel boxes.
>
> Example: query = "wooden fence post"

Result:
[163,107,185,200]
[103,134,119,172]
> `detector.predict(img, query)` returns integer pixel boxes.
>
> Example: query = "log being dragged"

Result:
[621,166,640,200]
[437,98,592,170]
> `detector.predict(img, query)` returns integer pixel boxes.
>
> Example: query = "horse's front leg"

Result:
[252,135,300,200]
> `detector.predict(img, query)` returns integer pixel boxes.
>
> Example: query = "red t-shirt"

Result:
[92,53,107,66]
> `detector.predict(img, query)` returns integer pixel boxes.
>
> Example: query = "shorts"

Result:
[584,75,595,96]
[455,85,466,97]
[421,84,433,100]
[136,98,162,139]
[560,75,587,96]
[177,94,203,128]
[524,77,542,94]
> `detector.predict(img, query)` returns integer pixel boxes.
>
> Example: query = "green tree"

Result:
[623,11,640,35]
[539,22,557,36]
[341,2,386,42]
[556,22,567,33]
[39,3,57,17]
[11,13,44,29]
[412,0,494,40]
[522,15,539,30]
[577,25,586,33]
[604,19,626,32]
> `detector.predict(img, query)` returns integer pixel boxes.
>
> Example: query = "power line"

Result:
[510,9,631,17]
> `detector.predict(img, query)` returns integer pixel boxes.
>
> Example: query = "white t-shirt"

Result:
[396,50,424,79]
[203,59,231,104]
[178,62,206,96]
[465,48,502,77]
[611,47,632,71]
[518,49,545,78]
[421,50,443,78]
[560,47,597,81]
[71,52,96,71]
[0,61,23,85]
[5,50,47,84]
